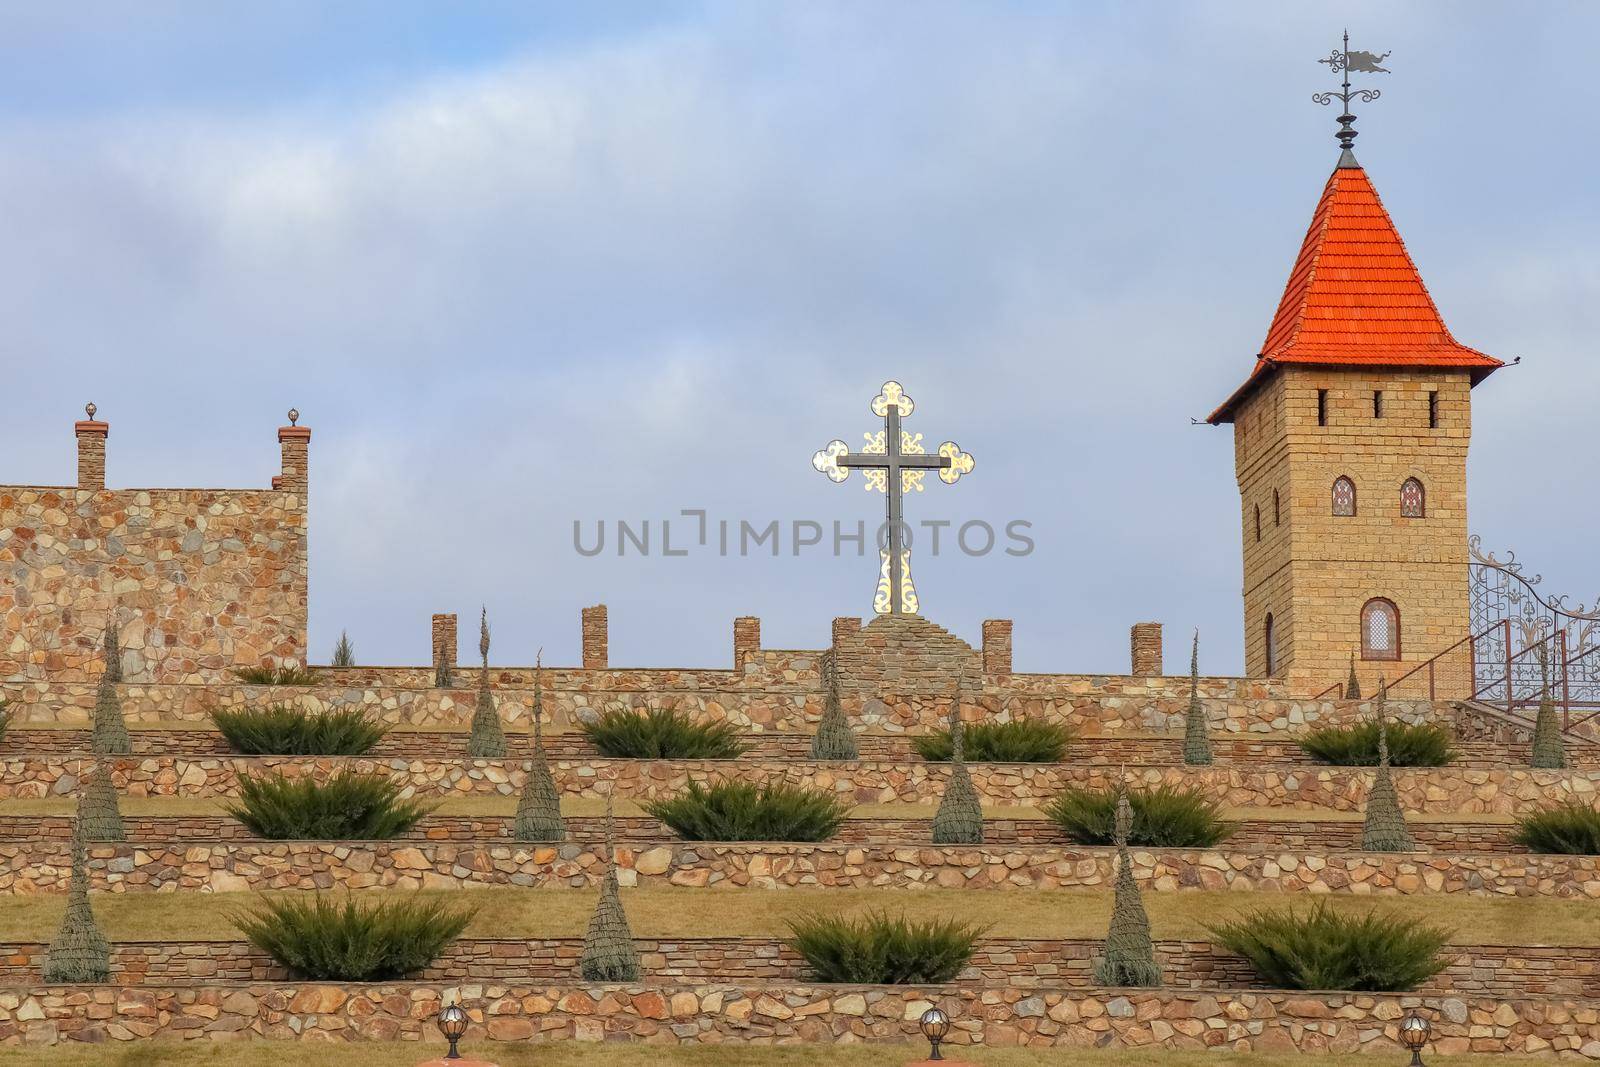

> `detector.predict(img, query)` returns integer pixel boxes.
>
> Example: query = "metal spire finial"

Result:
[287,408,300,426]
[1314,30,1390,167]
[84,402,97,420]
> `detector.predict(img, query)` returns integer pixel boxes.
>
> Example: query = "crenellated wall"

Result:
[0,415,310,684]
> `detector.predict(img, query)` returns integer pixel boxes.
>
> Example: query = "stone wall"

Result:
[7,725,1567,769]
[0,981,1592,1054]
[5,754,1586,814]
[0,813,1529,854]
[8,838,1597,895]
[2,677,1426,736]
[0,938,1587,998]
[1,421,309,684]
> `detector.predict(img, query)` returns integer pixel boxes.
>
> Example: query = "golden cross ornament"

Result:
[812,380,974,614]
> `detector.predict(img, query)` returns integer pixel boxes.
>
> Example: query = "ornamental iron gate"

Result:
[1314,537,1600,731]
[1467,537,1600,728]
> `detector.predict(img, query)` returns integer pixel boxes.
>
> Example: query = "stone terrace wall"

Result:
[5,755,1579,814]
[0,938,1587,999]
[3,679,1429,736]
[0,982,1592,1054]
[0,486,307,684]
[10,838,1600,895]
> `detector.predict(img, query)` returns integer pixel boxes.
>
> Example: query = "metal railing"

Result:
[1312,624,1494,703]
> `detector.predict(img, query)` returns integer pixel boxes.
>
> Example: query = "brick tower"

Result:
[1209,151,1502,692]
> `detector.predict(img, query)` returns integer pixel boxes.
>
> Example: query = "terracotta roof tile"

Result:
[1209,164,1500,423]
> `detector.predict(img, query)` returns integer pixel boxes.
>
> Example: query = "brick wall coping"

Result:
[0,981,1591,1054]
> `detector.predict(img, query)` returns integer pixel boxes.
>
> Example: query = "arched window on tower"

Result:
[1400,478,1425,518]
[1332,476,1356,517]
[1361,598,1400,661]
[1264,613,1277,676]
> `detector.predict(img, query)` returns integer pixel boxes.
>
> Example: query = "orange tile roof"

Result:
[1209,163,1500,423]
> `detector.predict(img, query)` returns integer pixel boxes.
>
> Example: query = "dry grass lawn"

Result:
[0,885,1585,946]
[0,1044,1515,1067]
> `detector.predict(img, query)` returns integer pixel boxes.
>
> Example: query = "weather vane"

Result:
[1314,30,1390,162]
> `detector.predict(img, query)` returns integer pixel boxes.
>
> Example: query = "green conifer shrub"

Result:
[79,763,125,842]
[103,617,123,684]
[644,781,851,842]
[90,671,131,756]
[225,771,435,840]
[786,911,985,984]
[932,697,984,844]
[1512,799,1600,855]
[1094,791,1161,987]
[210,704,388,756]
[331,631,355,668]
[1531,682,1566,770]
[1344,654,1361,700]
[581,708,746,760]
[234,893,474,981]
[1182,631,1213,766]
[43,821,110,983]
[514,654,566,842]
[466,608,508,758]
[913,719,1072,763]
[810,651,859,760]
[0,699,10,745]
[1043,783,1233,848]
[232,665,318,686]
[1361,684,1416,852]
[1206,901,1450,991]
[1298,721,1457,767]
[580,796,640,981]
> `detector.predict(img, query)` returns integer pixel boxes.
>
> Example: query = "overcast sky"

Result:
[3,2,1597,674]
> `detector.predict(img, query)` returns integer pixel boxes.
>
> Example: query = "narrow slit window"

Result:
[1373,390,1384,418]
[1317,389,1328,427]
[1254,505,1261,542]
[1273,489,1281,526]
[1428,391,1439,428]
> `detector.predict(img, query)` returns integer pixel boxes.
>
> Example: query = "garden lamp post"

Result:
[1400,1009,1431,1066]
[437,1000,469,1060]
[919,1006,950,1061]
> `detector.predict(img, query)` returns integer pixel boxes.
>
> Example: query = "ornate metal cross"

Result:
[812,381,973,615]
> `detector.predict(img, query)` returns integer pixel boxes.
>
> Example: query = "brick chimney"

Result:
[733,616,761,668]
[1130,622,1163,676]
[431,614,457,673]
[582,604,609,669]
[75,403,108,491]
[830,616,861,651]
[277,408,311,498]
[982,619,1013,675]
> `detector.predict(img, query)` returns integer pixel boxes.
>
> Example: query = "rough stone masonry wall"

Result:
[11,837,1600,896]
[4,675,1365,736]
[0,982,1593,1055]
[0,938,1586,999]
[0,486,308,684]
[7,754,1569,813]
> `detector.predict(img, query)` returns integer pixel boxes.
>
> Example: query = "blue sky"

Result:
[3,2,1597,674]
